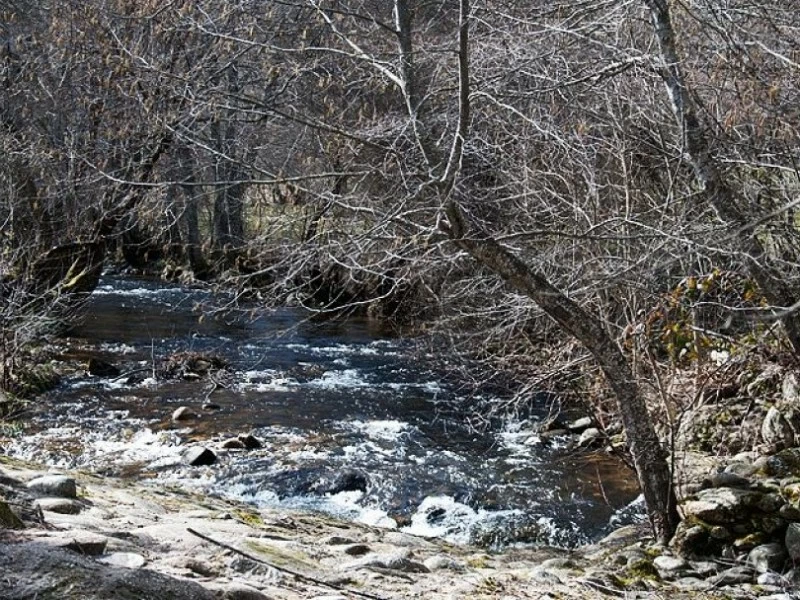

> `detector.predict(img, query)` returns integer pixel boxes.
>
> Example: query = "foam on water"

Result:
[401,495,523,545]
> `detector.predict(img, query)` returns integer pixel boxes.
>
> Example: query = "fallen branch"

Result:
[186,527,387,600]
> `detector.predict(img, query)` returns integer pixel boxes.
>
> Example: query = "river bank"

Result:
[0,454,762,600]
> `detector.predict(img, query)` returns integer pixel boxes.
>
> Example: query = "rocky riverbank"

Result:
[1,454,796,600]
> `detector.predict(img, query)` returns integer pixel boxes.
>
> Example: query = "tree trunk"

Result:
[444,201,680,543]
[643,0,800,354]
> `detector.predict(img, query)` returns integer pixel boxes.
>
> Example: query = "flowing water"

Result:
[7,277,643,547]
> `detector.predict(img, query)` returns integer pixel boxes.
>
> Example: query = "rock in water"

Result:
[238,434,263,449]
[172,406,196,422]
[88,358,121,378]
[26,475,77,499]
[183,447,217,466]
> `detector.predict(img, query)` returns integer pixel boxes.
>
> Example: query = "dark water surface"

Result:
[10,277,643,547]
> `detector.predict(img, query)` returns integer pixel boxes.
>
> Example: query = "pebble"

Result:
[26,475,77,499]
[220,438,246,450]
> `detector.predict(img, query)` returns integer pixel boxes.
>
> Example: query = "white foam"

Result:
[349,419,411,441]
[401,495,521,545]
[306,369,370,390]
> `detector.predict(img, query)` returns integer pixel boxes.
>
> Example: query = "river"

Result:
[6,276,643,548]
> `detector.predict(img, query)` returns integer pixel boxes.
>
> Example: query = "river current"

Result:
[7,277,643,548]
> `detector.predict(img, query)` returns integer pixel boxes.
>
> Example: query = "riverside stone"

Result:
[36,497,81,515]
[709,472,751,489]
[681,488,763,524]
[747,543,787,573]
[220,438,246,450]
[761,407,795,449]
[183,447,217,466]
[785,523,800,561]
[653,555,688,580]
[26,475,77,499]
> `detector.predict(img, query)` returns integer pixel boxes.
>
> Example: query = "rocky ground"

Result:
[0,454,796,600]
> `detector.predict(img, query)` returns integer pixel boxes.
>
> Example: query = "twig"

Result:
[186,527,387,600]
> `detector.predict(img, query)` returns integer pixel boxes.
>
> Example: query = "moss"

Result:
[243,539,317,571]
[0,500,25,529]
[466,554,491,569]
[624,558,659,581]
[233,508,264,528]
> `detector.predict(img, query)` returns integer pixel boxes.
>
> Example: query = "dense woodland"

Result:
[2,0,800,542]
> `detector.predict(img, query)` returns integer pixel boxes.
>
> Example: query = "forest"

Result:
[2,0,800,553]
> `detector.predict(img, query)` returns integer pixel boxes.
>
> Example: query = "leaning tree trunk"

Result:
[643,0,800,354]
[446,0,678,542]
[444,201,681,543]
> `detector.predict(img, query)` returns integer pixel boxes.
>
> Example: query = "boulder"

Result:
[748,543,787,574]
[35,497,81,515]
[785,523,800,562]
[681,487,763,524]
[26,475,77,499]
[183,447,216,467]
[653,555,689,580]
[762,407,795,449]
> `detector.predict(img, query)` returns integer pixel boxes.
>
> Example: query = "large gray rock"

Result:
[653,555,689,580]
[35,497,81,515]
[26,475,77,499]
[785,523,800,562]
[748,543,787,574]
[682,487,763,524]
[762,407,794,449]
